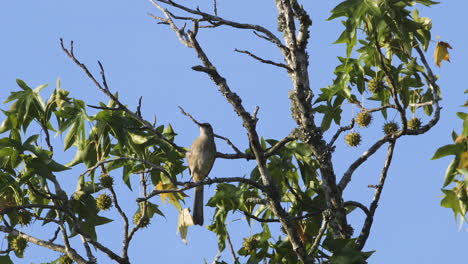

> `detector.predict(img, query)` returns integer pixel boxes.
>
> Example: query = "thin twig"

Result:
[87,104,121,111]
[234,49,292,71]
[306,214,330,260]
[328,119,355,148]
[226,229,239,263]
[60,39,187,154]
[356,140,396,250]
[138,177,269,202]
[343,200,370,216]
[242,211,321,223]
[339,136,391,191]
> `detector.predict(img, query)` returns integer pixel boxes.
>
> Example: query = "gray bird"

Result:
[187,123,216,225]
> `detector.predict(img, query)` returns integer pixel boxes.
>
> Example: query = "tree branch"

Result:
[0,225,88,264]
[356,140,396,250]
[60,39,187,154]
[343,200,370,216]
[306,213,330,261]
[339,136,391,191]
[328,119,355,148]
[138,177,269,202]
[234,49,292,71]
[150,0,287,53]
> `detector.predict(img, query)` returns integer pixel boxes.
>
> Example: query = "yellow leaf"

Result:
[434,41,452,67]
[155,182,185,210]
[177,208,194,244]
[458,152,468,170]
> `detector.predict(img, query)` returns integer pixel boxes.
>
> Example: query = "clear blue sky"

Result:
[1,1,467,263]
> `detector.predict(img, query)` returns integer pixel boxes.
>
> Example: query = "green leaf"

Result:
[443,157,459,187]
[328,0,363,20]
[431,144,464,160]
[441,189,462,220]
[414,0,440,6]
[0,256,13,264]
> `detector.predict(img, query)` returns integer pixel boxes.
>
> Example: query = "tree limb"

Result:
[0,225,88,264]
[138,177,269,202]
[356,140,396,250]
[234,49,292,71]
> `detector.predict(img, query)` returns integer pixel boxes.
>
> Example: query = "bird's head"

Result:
[199,123,214,136]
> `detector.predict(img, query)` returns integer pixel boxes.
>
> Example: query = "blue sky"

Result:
[1,1,467,263]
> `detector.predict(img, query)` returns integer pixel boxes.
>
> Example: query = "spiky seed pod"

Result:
[100,174,114,189]
[133,211,150,228]
[58,254,73,264]
[345,132,362,147]
[383,121,399,135]
[17,210,32,226]
[11,236,27,255]
[407,117,422,130]
[243,237,258,253]
[356,111,372,128]
[368,78,383,94]
[96,194,113,211]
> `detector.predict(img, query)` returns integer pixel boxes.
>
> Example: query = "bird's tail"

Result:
[193,186,204,225]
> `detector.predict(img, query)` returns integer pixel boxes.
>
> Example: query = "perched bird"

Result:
[187,123,216,225]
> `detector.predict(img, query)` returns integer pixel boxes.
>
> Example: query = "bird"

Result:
[187,123,216,226]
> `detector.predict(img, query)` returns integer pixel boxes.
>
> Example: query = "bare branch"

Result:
[226,229,239,263]
[307,213,330,261]
[264,131,297,158]
[351,100,398,113]
[242,211,321,223]
[60,39,187,154]
[234,49,292,71]
[339,135,391,191]
[76,226,127,264]
[150,0,286,53]
[108,185,129,261]
[138,176,269,202]
[328,119,355,148]
[356,140,396,250]
[178,106,202,126]
[343,200,370,216]
[80,236,96,264]
[87,104,121,111]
